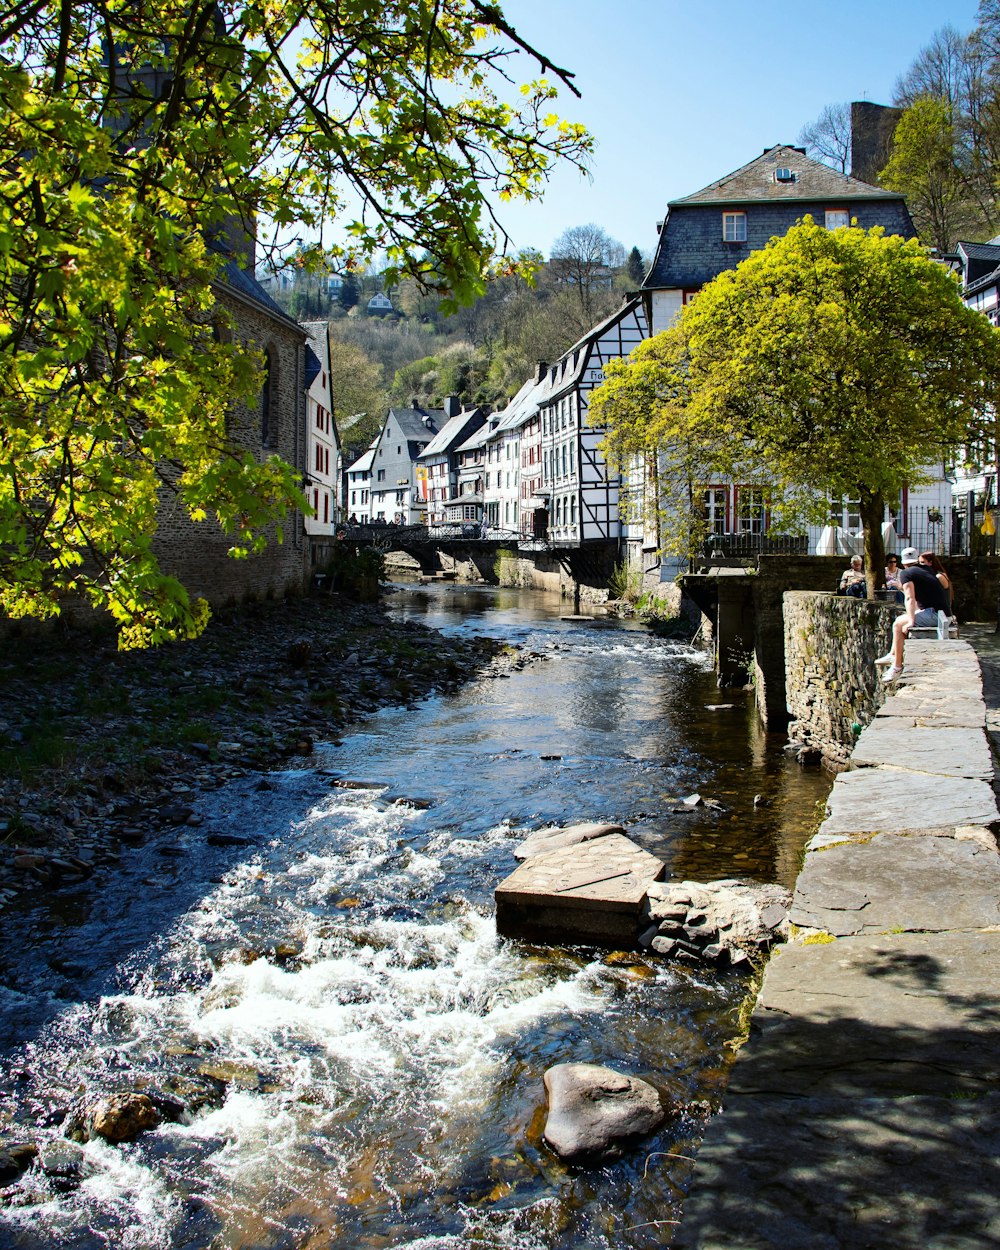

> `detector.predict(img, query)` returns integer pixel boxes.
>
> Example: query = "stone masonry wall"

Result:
[783,591,897,768]
[150,294,309,608]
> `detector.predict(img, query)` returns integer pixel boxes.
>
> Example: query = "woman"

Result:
[919,551,952,613]
[884,553,904,604]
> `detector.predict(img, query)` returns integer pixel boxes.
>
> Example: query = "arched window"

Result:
[260,346,278,447]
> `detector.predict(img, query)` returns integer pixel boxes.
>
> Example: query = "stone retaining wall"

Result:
[783,591,897,768]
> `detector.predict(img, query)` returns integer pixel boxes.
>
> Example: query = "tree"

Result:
[327,338,388,452]
[890,23,1000,241]
[0,0,591,645]
[590,220,1000,593]
[799,102,852,173]
[339,270,361,312]
[625,246,645,288]
[880,97,971,252]
[549,223,626,320]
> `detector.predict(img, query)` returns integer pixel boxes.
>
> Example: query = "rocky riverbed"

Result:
[0,589,529,909]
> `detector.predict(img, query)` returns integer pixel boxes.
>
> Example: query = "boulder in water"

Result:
[88,1092,160,1143]
[542,1062,666,1159]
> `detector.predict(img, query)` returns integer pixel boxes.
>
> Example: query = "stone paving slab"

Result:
[677,641,1000,1250]
[673,1092,1000,1250]
[731,931,1000,1096]
[676,932,1000,1249]
[791,833,1000,935]
[817,767,998,837]
[851,720,993,778]
[873,691,985,727]
[495,832,664,945]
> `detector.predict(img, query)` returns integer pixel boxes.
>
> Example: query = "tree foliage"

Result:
[879,96,971,253]
[591,220,1000,588]
[327,338,388,453]
[0,0,591,644]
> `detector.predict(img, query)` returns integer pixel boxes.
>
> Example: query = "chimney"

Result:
[535,361,548,383]
[443,395,461,418]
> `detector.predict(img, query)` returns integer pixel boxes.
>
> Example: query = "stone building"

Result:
[152,261,310,606]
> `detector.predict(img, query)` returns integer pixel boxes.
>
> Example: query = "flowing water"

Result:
[0,583,832,1249]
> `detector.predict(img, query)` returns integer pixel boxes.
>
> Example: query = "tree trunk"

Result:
[859,488,886,599]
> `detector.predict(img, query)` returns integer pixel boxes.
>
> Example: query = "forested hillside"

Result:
[268,228,648,439]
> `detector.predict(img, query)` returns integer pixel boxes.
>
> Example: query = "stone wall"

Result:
[150,293,310,609]
[783,591,896,768]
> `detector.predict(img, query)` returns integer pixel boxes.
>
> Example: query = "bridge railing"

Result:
[340,522,550,550]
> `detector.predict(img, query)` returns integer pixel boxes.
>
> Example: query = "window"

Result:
[699,487,728,533]
[723,212,747,243]
[260,348,277,446]
[735,486,767,534]
[323,494,329,523]
[377,469,386,482]
[774,167,797,183]
[825,209,850,230]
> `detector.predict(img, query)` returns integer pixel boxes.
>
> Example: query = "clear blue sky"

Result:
[491,0,982,259]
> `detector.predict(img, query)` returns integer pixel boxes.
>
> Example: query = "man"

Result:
[839,555,866,598]
[875,547,951,682]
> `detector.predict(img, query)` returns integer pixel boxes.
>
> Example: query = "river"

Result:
[0,582,832,1249]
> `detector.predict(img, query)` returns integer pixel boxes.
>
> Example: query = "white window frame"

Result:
[723,211,747,243]
[824,209,850,231]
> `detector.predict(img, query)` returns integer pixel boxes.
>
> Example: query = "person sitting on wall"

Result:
[838,555,866,598]
[919,550,953,613]
[883,553,904,604]
[875,546,951,683]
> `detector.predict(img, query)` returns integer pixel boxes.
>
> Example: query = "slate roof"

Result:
[672,145,899,206]
[954,240,1000,295]
[956,241,1000,262]
[644,147,914,292]
[215,258,304,332]
[303,344,321,390]
[388,406,443,440]
[418,408,486,459]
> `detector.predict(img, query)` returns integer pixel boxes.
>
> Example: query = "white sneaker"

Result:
[882,665,902,683]
[874,653,894,667]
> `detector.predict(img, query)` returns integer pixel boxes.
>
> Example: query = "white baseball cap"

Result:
[900,547,919,565]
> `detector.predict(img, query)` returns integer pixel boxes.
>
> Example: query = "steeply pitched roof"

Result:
[347,447,376,473]
[419,409,486,458]
[215,258,305,333]
[387,406,443,440]
[672,145,899,206]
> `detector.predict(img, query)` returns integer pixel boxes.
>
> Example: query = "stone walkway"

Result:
[675,638,1000,1250]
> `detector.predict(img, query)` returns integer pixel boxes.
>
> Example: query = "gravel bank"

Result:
[0,591,524,908]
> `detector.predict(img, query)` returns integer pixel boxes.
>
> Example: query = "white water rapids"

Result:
[0,584,830,1248]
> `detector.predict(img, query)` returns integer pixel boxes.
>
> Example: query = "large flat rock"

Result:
[875,687,985,727]
[495,833,664,946]
[817,767,998,837]
[851,720,993,779]
[790,833,1000,935]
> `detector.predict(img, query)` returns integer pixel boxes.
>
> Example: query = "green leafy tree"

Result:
[591,220,1000,591]
[0,0,591,645]
[327,338,388,453]
[880,96,970,252]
